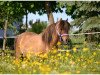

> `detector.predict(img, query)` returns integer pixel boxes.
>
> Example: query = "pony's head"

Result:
[55,18,70,44]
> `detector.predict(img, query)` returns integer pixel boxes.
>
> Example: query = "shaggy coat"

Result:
[15,19,70,59]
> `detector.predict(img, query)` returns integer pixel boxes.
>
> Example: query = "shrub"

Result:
[28,21,47,34]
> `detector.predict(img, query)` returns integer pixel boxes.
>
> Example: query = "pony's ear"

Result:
[56,18,62,26]
[66,18,68,22]
[59,18,62,22]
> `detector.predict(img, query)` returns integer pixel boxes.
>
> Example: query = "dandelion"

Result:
[26,51,32,60]
[39,53,48,59]
[66,52,70,57]
[33,70,37,73]
[57,53,61,57]
[77,58,81,62]
[33,61,41,66]
[73,47,77,52]
[13,60,20,66]
[39,64,51,73]
[94,61,100,64]
[66,50,70,53]
[76,70,80,74]
[87,59,93,64]
[52,49,57,54]
[57,41,61,45]
[93,52,96,56]
[63,71,71,74]
[82,48,89,52]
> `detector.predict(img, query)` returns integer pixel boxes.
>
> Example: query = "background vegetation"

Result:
[0,1,100,74]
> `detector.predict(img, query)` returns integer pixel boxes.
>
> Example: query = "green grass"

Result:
[0,35,100,74]
[0,44,100,74]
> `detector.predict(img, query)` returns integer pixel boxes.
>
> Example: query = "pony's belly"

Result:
[20,35,46,55]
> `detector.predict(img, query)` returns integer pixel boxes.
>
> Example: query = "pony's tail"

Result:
[14,36,17,50]
[14,36,19,59]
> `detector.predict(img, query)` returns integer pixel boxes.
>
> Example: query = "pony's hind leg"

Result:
[15,51,21,60]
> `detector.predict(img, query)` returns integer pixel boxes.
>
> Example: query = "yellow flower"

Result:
[76,70,80,74]
[52,50,57,54]
[26,51,33,60]
[57,53,61,57]
[39,65,51,73]
[33,70,37,73]
[66,50,70,53]
[93,52,96,56]
[66,52,70,57]
[39,53,48,58]
[82,48,89,52]
[87,59,93,64]
[13,60,20,66]
[77,58,81,62]
[33,61,41,66]
[94,61,100,64]
[73,47,77,52]
[57,41,61,45]
[63,71,71,74]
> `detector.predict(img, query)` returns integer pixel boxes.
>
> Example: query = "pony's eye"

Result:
[61,28,62,31]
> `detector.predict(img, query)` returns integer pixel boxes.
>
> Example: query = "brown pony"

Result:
[15,18,70,59]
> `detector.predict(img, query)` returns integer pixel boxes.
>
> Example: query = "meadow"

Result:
[0,36,100,74]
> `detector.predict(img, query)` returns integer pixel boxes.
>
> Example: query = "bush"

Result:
[28,21,47,34]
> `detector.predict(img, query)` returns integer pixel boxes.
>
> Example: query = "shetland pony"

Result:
[15,18,70,59]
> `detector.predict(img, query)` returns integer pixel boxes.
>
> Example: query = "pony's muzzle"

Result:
[63,39,69,45]
[61,36,69,45]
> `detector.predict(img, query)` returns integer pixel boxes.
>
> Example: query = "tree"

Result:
[60,1,100,42]
[0,2,12,51]
[0,1,25,51]
[27,1,63,25]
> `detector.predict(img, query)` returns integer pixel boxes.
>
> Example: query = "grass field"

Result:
[0,42,100,74]
[0,36,100,74]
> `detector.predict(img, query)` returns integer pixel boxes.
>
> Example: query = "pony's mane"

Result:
[42,20,70,45]
[42,23,56,45]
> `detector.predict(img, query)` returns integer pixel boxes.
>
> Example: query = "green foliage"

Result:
[62,1,100,19]
[0,1,24,30]
[28,21,47,34]
[60,1,100,27]
[81,16,100,32]
[0,1,63,29]
[59,1,100,42]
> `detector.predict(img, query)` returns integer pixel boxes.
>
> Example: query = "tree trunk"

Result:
[26,9,28,30]
[45,1,54,25]
[2,20,8,55]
